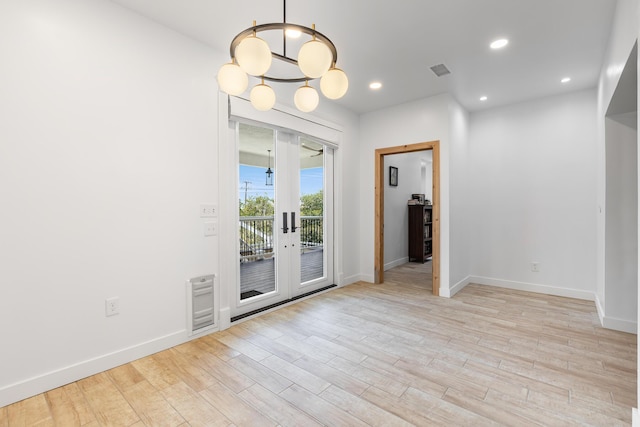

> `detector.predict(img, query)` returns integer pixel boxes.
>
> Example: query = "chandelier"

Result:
[217,0,348,113]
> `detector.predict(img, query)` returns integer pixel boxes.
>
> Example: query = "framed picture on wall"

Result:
[389,166,398,186]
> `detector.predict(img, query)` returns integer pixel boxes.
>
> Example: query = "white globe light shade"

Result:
[236,36,272,76]
[294,85,319,112]
[217,62,248,95]
[298,40,332,78]
[250,83,276,111]
[320,67,348,99]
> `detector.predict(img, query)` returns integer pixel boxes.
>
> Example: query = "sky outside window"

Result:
[239,165,323,202]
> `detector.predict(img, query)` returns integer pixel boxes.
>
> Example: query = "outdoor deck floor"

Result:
[240,248,323,298]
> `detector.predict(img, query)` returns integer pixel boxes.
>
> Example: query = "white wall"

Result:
[359,94,452,293]
[422,151,434,203]
[468,90,598,300]
[605,118,638,329]
[594,1,639,418]
[309,104,361,287]
[596,0,639,320]
[595,0,640,420]
[448,98,471,291]
[0,0,223,406]
[383,152,425,269]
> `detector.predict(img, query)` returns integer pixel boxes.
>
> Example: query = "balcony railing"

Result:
[239,215,323,262]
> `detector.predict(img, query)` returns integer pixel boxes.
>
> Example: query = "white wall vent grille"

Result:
[187,274,217,336]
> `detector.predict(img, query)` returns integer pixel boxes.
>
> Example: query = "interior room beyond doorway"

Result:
[383,150,433,273]
[374,141,440,295]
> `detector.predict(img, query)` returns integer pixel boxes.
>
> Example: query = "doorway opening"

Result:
[601,41,637,331]
[232,121,335,320]
[374,141,440,296]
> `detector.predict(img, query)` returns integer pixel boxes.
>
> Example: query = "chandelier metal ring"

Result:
[217,0,348,112]
[229,23,338,83]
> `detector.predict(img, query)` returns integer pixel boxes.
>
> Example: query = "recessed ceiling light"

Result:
[480,96,488,101]
[285,28,301,38]
[561,77,571,83]
[490,39,509,49]
[369,82,382,90]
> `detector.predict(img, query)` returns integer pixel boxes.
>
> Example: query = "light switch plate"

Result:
[200,204,217,218]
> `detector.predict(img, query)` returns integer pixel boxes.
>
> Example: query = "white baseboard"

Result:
[359,274,375,283]
[218,307,231,331]
[469,276,595,301]
[589,292,636,334]
[384,257,409,272]
[470,276,637,333]
[595,294,605,326]
[340,273,363,286]
[601,315,637,334]
[441,275,471,298]
[633,408,639,427]
[0,330,187,408]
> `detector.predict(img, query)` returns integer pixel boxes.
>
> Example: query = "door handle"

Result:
[291,212,297,233]
[282,212,288,233]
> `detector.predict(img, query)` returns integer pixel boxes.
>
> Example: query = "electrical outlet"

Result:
[105,297,120,316]
[204,221,217,237]
[200,204,217,218]
[531,262,540,272]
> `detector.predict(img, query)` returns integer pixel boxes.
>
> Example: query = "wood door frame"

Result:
[374,141,440,296]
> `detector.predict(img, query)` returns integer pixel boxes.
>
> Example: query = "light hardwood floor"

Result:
[1,262,636,426]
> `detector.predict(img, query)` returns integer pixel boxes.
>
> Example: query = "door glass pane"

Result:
[238,123,276,300]
[299,138,324,283]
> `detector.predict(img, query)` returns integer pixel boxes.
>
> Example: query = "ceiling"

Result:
[238,123,325,168]
[110,0,617,114]
[607,42,637,129]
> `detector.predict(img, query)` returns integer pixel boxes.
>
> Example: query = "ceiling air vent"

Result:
[430,64,451,77]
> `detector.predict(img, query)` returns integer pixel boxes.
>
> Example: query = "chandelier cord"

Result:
[283,0,287,57]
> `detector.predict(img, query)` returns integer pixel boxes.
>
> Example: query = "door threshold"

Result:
[230,284,337,323]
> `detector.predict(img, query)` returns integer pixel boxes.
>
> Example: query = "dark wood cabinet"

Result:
[408,205,432,263]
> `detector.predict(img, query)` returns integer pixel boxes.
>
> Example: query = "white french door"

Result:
[232,121,334,319]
